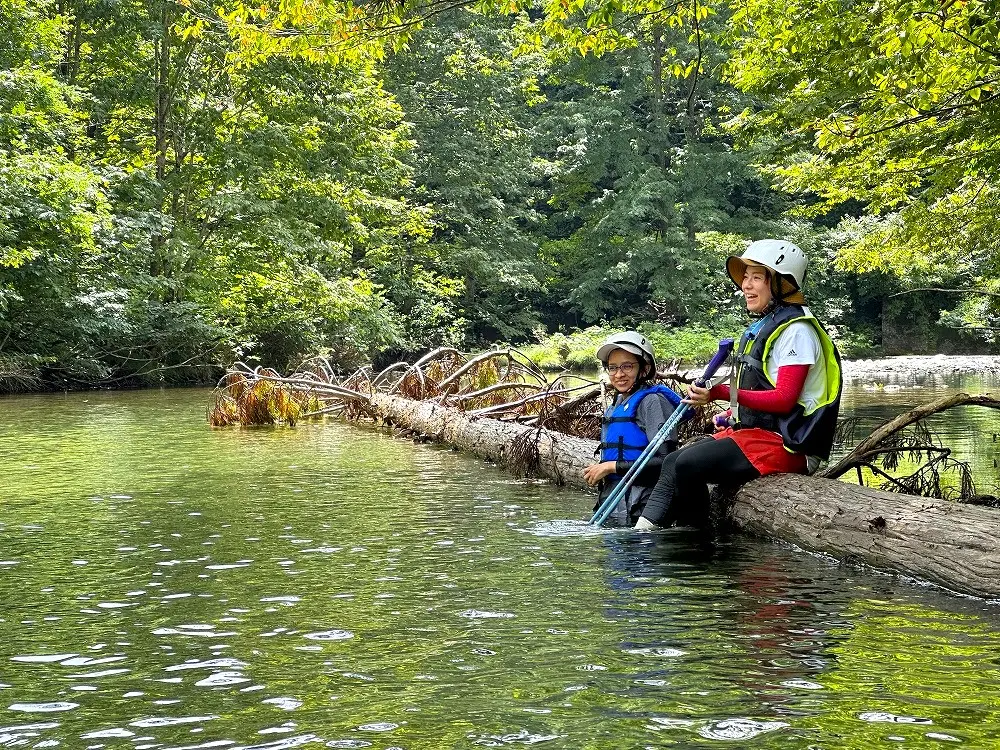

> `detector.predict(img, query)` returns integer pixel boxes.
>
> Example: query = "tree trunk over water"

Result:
[369,394,1000,599]
[371,394,596,487]
[729,474,1000,599]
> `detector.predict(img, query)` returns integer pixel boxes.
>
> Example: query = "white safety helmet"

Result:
[726,239,807,304]
[596,331,656,372]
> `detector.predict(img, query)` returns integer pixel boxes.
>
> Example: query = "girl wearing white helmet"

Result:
[583,331,683,526]
[636,240,842,530]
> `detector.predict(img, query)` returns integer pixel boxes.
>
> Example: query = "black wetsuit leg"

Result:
[641,437,760,527]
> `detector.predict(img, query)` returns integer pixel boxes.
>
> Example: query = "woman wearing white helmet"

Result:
[583,331,683,526]
[636,240,842,530]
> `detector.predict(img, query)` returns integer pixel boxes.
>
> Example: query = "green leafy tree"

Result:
[385,10,549,346]
[0,0,120,381]
[50,0,428,374]
[534,5,782,328]
[727,0,1000,329]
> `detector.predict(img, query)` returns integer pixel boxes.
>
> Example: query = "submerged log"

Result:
[371,393,1000,600]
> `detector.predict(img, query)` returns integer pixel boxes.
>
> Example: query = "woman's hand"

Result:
[583,460,616,486]
[683,382,712,407]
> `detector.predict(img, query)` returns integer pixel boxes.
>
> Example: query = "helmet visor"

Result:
[596,341,645,364]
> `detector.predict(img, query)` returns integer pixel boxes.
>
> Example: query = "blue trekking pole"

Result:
[589,338,735,527]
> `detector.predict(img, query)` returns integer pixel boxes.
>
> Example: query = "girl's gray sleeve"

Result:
[636,394,678,447]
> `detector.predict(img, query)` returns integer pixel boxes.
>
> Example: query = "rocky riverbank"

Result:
[667,354,1000,386]
[842,355,1000,381]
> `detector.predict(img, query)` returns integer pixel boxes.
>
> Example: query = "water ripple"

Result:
[517,520,604,538]
[858,712,934,724]
[697,718,790,740]
[262,697,302,710]
[259,723,297,734]
[780,678,824,690]
[153,627,238,638]
[195,671,251,687]
[166,658,249,672]
[472,729,562,746]
[129,715,219,727]
[459,610,515,620]
[80,727,135,738]
[303,630,354,641]
[623,647,686,658]
[234,734,320,749]
[648,717,695,729]
[60,656,127,667]
[0,723,61,732]
[8,702,79,713]
[10,654,76,663]
[925,732,962,742]
[66,668,130,678]
[356,722,398,732]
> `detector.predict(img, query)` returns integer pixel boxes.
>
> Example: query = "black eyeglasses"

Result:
[606,362,637,374]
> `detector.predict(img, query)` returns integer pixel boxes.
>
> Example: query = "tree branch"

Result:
[888,287,1000,300]
[821,393,1000,480]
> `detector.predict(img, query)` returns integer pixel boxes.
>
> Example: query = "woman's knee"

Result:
[673,444,714,483]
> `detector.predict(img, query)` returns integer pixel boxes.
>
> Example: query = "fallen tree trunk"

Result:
[728,474,1000,599]
[821,392,1000,480]
[371,393,597,486]
[370,393,1000,600]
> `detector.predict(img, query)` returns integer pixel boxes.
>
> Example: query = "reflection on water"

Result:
[0,382,998,748]
[840,371,1000,492]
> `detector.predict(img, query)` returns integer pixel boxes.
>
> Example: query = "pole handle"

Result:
[694,338,734,388]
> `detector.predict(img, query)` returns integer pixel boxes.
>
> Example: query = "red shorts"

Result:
[713,427,807,476]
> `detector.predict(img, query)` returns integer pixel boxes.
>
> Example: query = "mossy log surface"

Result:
[370,393,1000,600]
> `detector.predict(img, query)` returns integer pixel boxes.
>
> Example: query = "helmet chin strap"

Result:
[630,362,654,391]
[749,298,780,318]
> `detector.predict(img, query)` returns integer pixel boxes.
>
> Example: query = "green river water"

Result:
[1,373,999,749]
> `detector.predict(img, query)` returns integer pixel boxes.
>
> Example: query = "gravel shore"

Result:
[843,355,1000,380]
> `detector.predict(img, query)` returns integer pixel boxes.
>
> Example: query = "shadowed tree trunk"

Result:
[728,474,1000,599]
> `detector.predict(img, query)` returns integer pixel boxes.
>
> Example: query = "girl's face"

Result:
[606,349,644,394]
[742,264,774,314]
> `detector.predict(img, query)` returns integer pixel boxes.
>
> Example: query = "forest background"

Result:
[2,0,998,389]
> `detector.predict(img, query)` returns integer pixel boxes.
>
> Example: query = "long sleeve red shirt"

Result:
[709,364,809,414]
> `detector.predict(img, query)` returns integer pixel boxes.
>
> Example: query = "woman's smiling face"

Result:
[606,349,643,394]
[741,264,773,314]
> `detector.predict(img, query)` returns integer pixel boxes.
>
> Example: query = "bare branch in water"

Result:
[822,393,1000,480]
